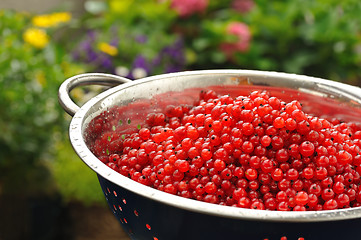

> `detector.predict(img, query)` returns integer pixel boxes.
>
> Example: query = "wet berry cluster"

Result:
[87,89,361,211]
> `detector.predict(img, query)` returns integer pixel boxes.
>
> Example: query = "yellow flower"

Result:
[35,70,47,87]
[61,61,85,77]
[52,12,71,23]
[32,12,71,28]
[32,15,52,28]
[23,28,49,49]
[98,42,118,56]
[71,88,85,101]
[109,0,134,14]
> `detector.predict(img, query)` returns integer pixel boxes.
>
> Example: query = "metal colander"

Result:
[58,70,361,240]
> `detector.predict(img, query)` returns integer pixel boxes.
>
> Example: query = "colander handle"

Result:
[58,73,132,116]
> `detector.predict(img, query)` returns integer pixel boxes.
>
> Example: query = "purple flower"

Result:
[87,30,96,41]
[100,56,114,70]
[135,35,147,43]
[72,30,116,72]
[152,55,162,67]
[72,29,186,78]
[110,38,119,47]
[87,50,98,62]
[151,38,185,73]
[133,55,150,74]
[165,64,183,73]
[73,31,97,62]
[73,32,94,60]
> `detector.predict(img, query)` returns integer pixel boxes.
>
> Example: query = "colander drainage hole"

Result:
[134,210,139,216]
[263,237,305,240]
[153,237,158,240]
[122,198,127,204]
[146,224,151,230]
[118,205,122,211]
[113,190,117,197]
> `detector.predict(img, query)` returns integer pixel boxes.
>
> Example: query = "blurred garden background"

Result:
[1,0,361,239]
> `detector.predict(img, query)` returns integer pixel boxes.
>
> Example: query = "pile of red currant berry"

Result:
[87,89,361,211]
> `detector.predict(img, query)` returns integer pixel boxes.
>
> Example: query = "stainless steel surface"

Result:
[58,73,132,116]
[60,69,361,223]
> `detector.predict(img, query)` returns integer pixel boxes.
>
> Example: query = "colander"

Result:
[58,70,361,240]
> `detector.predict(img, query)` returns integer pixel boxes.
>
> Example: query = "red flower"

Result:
[171,0,209,17]
[220,22,251,58]
[231,0,255,14]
